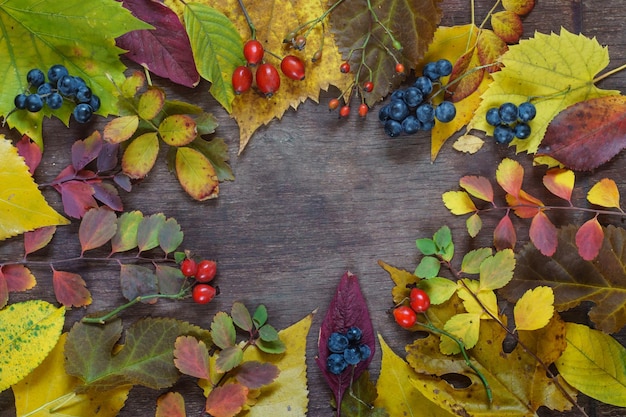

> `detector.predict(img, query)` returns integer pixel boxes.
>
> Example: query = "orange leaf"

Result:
[173,335,210,380]
[460,175,494,202]
[502,0,535,15]
[205,383,248,417]
[587,178,622,210]
[576,217,604,261]
[2,264,36,292]
[543,168,575,203]
[496,158,523,197]
[494,213,516,250]
[52,268,92,308]
[476,29,507,72]
[156,392,186,417]
[491,10,523,44]
[529,211,558,256]
[506,189,544,219]
[446,48,484,102]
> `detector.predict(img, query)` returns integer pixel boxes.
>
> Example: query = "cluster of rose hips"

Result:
[180,258,218,304]
[392,287,431,329]
[231,39,306,97]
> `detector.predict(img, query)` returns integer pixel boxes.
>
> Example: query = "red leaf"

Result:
[173,335,210,380]
[2,264,36,292]
[24,226,56,256]
[57,180,97,219]
[234,361,279,389]
[118,0,200,88]
[445,48,484,102]
[72,131,103,171]
[537,96,626,171]
[576,217,604,261]
[52,268,92,307]
[205,383,248,417]
[529,211,558,256]
[494,213,517,250]
[15,135,42,175]
[0,274,7,309]
[315,272,375,409]
[156,392,186,417]
[79,206,118,254]
[459,175,494,203]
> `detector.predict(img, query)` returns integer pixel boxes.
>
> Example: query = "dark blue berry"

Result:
[378,104,390,123]
[423,62,440,81]
[402,115,421,134]
[514,122,531,139]
[27,69,45,87]
[58,75,78,96]
[327,332,349,353]
[48,64,69,86]
[37,82,53,98]
[14,94,27,109]
[421,119,435,131]
[517,101,536,122]
[435,101,456,123]
[485,107,501,126]
[345,326,362,343]
[498,102,518,124]
[359,344,371,361]
[47,92,64,110]
[413,76,433,95]
[494,124,515,144]
[384,119,403,137]
[327,353,347,375]
[388,99,409,121]
[25,94,44,112]
[391,89,405,101]
[73,103,94,123]
[435,59,453,77]
[89,95,101,112]
[76,86,92,103]
[343,347,361,365]
[403,87,424,108]
[415,103,435,123]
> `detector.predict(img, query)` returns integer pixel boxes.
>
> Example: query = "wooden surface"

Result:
[2,1,626,415]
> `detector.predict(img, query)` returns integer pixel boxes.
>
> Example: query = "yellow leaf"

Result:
[457,279,498,320]
[103,115,140,144]
[478,248,515,291]
[587,178,621,209]
[513,286,554,331]
[469,27,620,154]
[175,147,219,201]
[442,190,477,215]
[13,333,131,416]
[374,334,455,417]
[440,312,481,354]
[378,260,419,305]
[240,312,313,416]
[556,323,626,407]
[452,133,484,154]
[0,300,65,392]
[122,132,160,179]
[0,137,69,240]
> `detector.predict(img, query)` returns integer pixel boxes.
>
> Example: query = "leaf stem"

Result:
[19,392,77,417]
[285,0,345,42]
[593,62,626,83]
[237,0,256,39]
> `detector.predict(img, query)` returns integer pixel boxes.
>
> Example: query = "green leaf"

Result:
[211,311,236,349]
[433,226,452,250]
[461,248,493,274]
[65,318,211,390]
[259,324,279,342]
[136,213,167,253]
[478,248,515,291]
[188,137,235,182]
[158,217,184,255]
[255,338,287,354]
[184,3,244,112]
[0,0,151,147]
[111,211,143,253]
[416,238,437,255]
[122,132,160,179]
[419,277,457,305]
[339,371,388,416]
[79,206,117,254]
[415,256,440,279]
[158,115,197,146]
[120,264,158,302]
[0,300,65,392]
[155,264,185,295]
[252,304,268,328]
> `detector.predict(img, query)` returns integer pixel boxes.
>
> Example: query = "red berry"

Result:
[243,39,264,65]
[409,288,431,313]
[192,284,216,304]
[395,63,405,74]
[232,65,253,94]
[363,81,374,92]
[196,260,217,283]
[358,103,368,117]
[340,62,350,73]
[393,306,417,329]
[281,55,306,81]
[256,63,280,97]
[339,105,350,117]
[180,259,197,277]
[328,98,340,110]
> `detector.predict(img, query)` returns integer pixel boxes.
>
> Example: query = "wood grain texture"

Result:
[2,0,626,416]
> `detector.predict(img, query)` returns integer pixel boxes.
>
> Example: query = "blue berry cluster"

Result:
[14,65,101,123]
[326,326,371,375]
[486,101,536,145]
[378,59,457,137]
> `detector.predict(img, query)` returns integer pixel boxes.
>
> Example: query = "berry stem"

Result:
[478,0,502,31]
[237,0,257,39]
[366,0,401,50]
[284,0,345,42]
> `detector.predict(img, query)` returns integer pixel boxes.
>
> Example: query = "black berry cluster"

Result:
[486,101,536,145]
[378,59,457,137]
[14,65,100,123]
[326,326,371,375]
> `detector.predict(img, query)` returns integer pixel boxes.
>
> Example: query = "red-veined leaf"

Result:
[156,392,186,417]
[24,226,56,256]
[79,206,118,254]
[173,335,210,380]
[460,175,494,202]
[494,213,516,250]
[543,168,575,203]
[72,131,103,171]
[205,383,248,417]
[587,178,622,210]
[575,217,604,261]
[52,268,92,308]
[529,211,558,256]
[496,158,523,197]
[15,135,42,175]
[446,48,484,102]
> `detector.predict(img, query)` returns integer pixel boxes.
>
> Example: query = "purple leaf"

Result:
[114,173,132,192]
[97,141,120,173]
[315,272,375,413]
[117,0,200,88]
[57,180,97,219]
[72,132,103,171]
[92,182,124,212]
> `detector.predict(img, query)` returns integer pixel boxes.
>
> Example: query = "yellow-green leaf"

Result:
[442,190,477,215]
[122,132,160,179]
[175,146,219,201]
[0,300,65,391]
[159,114,197,146]
[513,286,554,331]
[138,87,166,120]
[440,312,481,355]
[13,333,131,416]
[556,323,626,407]
[587,178,621,209]
[0,136,69,241]
[457,279,498,320]
[479,248,516,290]
[103,115,140,144]
[378,260,419,305]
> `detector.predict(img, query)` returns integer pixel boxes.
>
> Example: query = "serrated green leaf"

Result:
[433,226,452,250]
[415,256,441,279]
[111,211,143,253]
[416,238,437,255]
[255,338,286,354]
[0,0,151,147]
[184,3,244,112]
[479,249,515,291]
[419,277,457,305]
[158,217,184,255]
[461,248,493,274]
[188,137,234,182]
[136,213,167,253]
[211,311,236,349]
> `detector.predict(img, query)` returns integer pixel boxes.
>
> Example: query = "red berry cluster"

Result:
[392,287,431,329]
[232,39,306,97]
[180,258,218,304]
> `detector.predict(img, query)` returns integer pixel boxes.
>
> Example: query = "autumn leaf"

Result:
[0,0,151,147]
[442,191,477,215]
[587,178,622,210]
[513,286,554,331]
[15,135,42,174]
[537,96,626,170]
[121,132,160,179]
[79,206,118,254]
[556,323,626,407]
[0,136,69,240]
[491,10,523,44]
[503,225,626,333]
[575,216,604,261]
[0,265,37,309]
[52,268,92,308]
[377,260,418,305]
[528,210,558,256]
[478,248,515,291]
[0,300,65,392]
[174,335,211,380]
[175,146,220,201]
[469,27,620,154]
[543,168,575,203]
[13,333,131,417]
[206,383,249,417]
[156,392,187,417]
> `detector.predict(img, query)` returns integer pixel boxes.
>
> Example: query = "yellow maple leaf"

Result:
[469,27,620,154]
[0,136,69,240]
[513,286,555,331]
